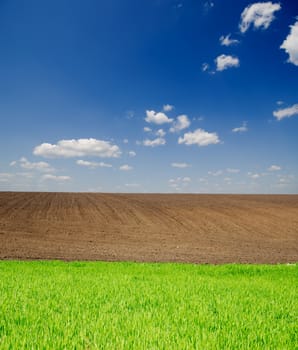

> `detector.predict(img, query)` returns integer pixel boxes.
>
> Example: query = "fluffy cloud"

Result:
[156,129,166,137]
[215,54,240,71]
[273,104,298,121]
[33,138,121,158]
[144,127,152,132]
[143,137,166,147]
[76,160,112,168]
[208,170,223,176]
[239,2,281,33]
[119,164,133,171]
[232,122,248,133]
[171,163,191,168]
[10,157,55,172]
[178,129,220,146]
[145,110,173,124]
[42,174,71,181]
[128,151,136,157]
[280,21,298,66]
[163,104,174,112]
[268,165,281,171]
[170,115,191,133]
[226,168,240,173]
[169,177,191,190]
[219,34,239,46]
[248,172,261,179]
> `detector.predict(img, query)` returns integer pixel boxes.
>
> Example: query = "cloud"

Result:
[76,160,112,168]
[248,172,262,179]
[143,137,166,147]
[232,121,248,133]
[123,139,129,144]
[202,63,210,72]
[268,165,281,171]
[119,164,133,171]
[156,129,166,137]
[215,54,240,71]
[33,138,121,158]
[42,174,71,181]
[273,104,298,121]
[169,177,191,190]
[208,170,223,176]
[0,173,14,182]
[219,34,239,46]
[226,168,240,173]
[239,2,281,33]
[178,128,220,146]
[125,183,140,187]
[280,21,298,66]
[171,162,191,168]
[128,151,136,157]
[10,157,55,172]
[163,104,174,112]
[170,115,191,133]
[145,110,173,124]
[144,127,152,132]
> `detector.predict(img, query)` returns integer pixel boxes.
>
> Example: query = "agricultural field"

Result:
[0,261,297,349]
[0,192,297,263]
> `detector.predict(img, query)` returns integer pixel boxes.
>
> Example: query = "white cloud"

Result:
[277,100,284,105]
[281,21,298,66]
[119,164,133,171]
[163,104,174,112]
[178,128,220,146]
[170,115,191,133]
[248,172,261,179]
[145,110,173,124]
[10,157,55,172]
[169,176,191,190]
[171,162,191,168]
[219,34,239,46]
[239,2,281,33]
[144,127,152,133]
[123,139,129,144]
[143,137,166,147]
[208,170,223,176]
[215,54,240,71]
[202,63,210,72]
[232,121,248,133]
[125,183,140,187]
[33,138,121,158]
[42,174,71,181]
[226,168,240,173]
[268,165,281,171]
[128,151,136,157]
[0,173,14,182]
[156,129,166,137]
[76,160,112,168]
[273,104,298,121]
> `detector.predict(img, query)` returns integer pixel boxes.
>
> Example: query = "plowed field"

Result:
[0,192,297,263]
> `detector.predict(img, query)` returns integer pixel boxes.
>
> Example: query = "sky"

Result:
[0,0,297,193]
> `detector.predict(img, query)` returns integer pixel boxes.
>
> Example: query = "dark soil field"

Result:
[0,192,297,263]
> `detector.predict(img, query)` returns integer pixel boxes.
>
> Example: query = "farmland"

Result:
[0,261,297,349]
[0,192,297,263]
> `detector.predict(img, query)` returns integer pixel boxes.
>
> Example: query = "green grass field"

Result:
[0,261,297,349]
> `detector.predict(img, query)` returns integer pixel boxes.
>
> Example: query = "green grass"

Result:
[0,261,297,349]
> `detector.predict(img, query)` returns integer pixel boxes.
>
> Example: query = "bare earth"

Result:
[0,192,297,263]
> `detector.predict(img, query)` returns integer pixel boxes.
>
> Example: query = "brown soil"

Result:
[0,192,297,263]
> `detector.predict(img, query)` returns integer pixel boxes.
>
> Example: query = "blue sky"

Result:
[0,0,297,193]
